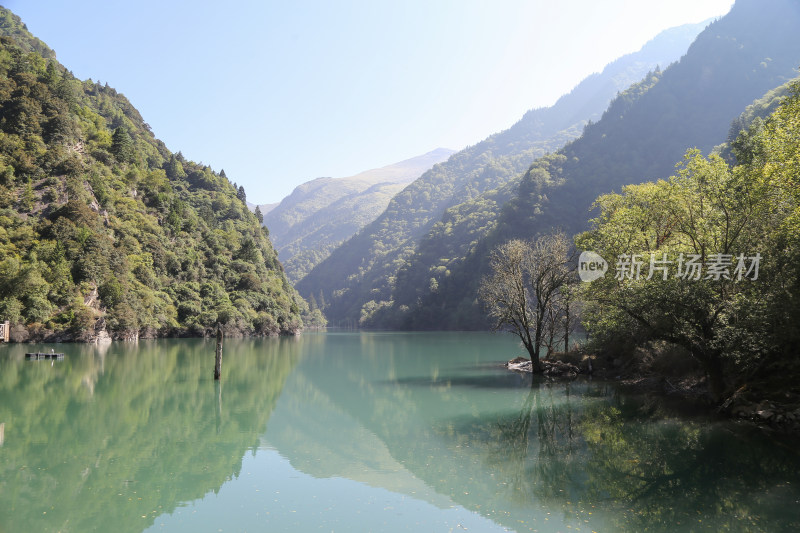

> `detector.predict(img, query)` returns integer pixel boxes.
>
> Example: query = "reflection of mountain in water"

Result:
[264,333,800,532]
[265,372,456,509]
[0,338,298,533]
[263,332,590,529]
[5,333,798,532]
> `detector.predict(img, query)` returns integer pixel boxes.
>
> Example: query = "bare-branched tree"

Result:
[478,232,574,371]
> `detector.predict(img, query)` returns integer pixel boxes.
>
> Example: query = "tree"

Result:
[164,154,186,180]
[576,150,781,399]
[43,60,59,87]
[237,185,247,203]
[543,280,579,357]
[478,232,573,371]
[110,126,134,163]
[254,205,263,224]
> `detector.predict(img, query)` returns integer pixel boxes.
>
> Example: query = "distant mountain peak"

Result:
[261,148,455,282]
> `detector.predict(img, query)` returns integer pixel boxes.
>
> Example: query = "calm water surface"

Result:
[1,332,799,532]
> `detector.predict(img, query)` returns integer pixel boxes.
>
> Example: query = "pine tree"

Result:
[237,185,247,203]
[111,127,134,163]
[254,205,263,224]
[43,60,59,87]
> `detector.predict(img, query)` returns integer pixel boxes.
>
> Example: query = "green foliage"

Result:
[0,12,305,340]
[110,126,134,163]
[577,80,800,396]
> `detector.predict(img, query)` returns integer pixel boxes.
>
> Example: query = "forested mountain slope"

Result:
[376,0,800,330]
[0,8,308,341]
[297,20,711,325]
[264,148,454,283]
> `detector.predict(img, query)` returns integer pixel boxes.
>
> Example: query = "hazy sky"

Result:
[6,1,734,203]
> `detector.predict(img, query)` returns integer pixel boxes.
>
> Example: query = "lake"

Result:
[1,332,799,532]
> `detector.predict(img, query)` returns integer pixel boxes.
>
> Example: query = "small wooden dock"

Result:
[25,352,65,361]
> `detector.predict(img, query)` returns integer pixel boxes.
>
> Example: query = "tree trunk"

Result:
[522,339,541,373]
[214,325,223,380]
[531,342,542,372]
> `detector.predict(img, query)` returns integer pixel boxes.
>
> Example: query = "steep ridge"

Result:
[297,19,714,325]
[381,0,800,330]
[0,7,306,341]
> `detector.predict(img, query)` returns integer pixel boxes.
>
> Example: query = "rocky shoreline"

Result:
[505,355,800,434]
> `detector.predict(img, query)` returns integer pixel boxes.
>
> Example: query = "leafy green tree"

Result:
[576,149,784,398]
[43,111,75,145]
[163,154,186,180]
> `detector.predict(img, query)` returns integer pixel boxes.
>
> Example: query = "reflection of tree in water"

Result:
[577,399,800,532]
[0,339,298,533]
[450,380,607,511]
[442,382,800,532]
[492,381,581,502]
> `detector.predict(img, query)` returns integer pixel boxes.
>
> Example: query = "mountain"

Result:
[375,0,800,330]
[0,7,308,341]
[247,200,277,215]
[259,202,278,214]
[263,148,455,283]
[296,19,714,325]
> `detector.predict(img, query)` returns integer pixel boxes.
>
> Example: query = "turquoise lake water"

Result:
[1,332,799,532]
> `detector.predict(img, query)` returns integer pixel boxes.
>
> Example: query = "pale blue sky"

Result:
[6,1,734,203]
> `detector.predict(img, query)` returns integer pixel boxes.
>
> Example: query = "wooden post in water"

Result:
[214,324,223,380]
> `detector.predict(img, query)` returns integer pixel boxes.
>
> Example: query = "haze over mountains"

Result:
[361,0,800,330]
[261,148,455,283]
[294,17,719,325]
